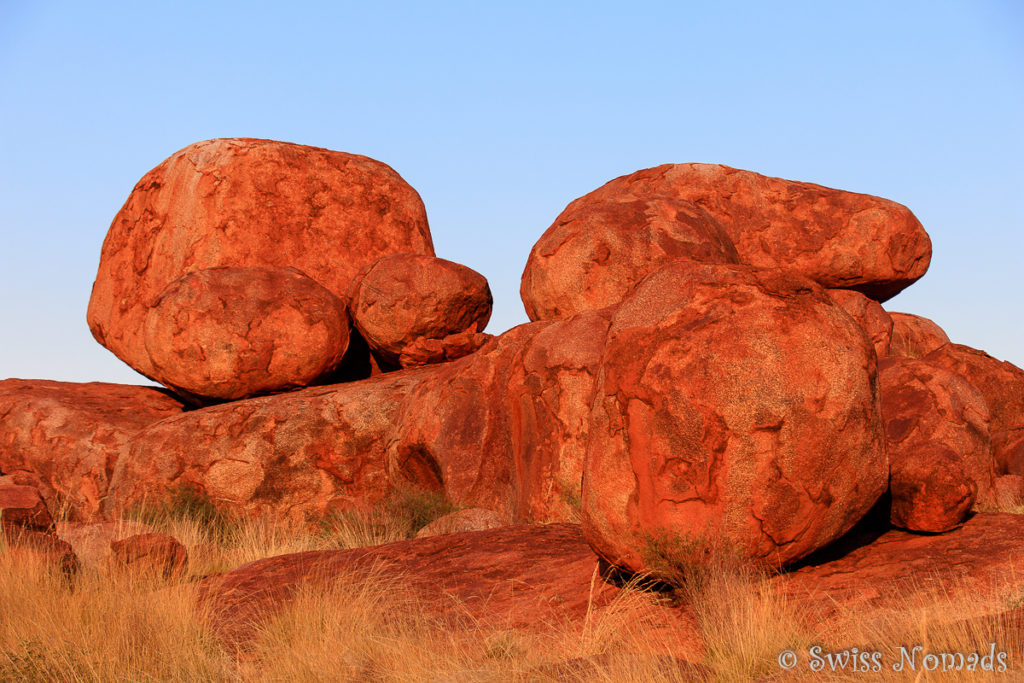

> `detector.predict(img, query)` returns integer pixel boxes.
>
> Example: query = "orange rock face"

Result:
[924,344,1024,476]
[521,197,739,321]
[195,523,694,652]
[87,138,433,381]
[827,288,893,358]
[887,312,950,359]
[106,369,436,522]
[582,262,887,575]
[349,255,492,368]
[0,380,186,521]
[878,357,995,530]
[521,164,930,320]
[389,310,611,523]
[144,266,351,403]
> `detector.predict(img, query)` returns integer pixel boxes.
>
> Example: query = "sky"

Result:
[1,1,1022,385]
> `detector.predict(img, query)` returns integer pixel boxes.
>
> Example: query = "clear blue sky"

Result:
[2,1,1021,384]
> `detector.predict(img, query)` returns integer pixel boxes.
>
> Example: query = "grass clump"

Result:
[318,486,458,548]
[126,484,235,543]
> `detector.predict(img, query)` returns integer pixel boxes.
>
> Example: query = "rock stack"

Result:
[2,144,1023,585]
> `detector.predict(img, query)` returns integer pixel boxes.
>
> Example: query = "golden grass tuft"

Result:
[3,493,1024,681]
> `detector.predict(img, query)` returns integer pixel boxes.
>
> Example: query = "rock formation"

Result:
[349,254,492,368]
[87,137,434,384]
[581,261,888,575]
[522,163,931,321]
[144,266,351,403]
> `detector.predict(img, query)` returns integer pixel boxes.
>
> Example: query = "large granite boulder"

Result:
[105,369,436,522]
[389,310,612,523]
[878,356,996,531]
[924,344,1024,477]
[349,254,492,368]
[87,138,433,382]
[522,163,931,320]
[0,380,185,521]
[144,266,351,403]
[582,261,887,576]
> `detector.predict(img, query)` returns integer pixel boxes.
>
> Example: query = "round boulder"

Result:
[582,262,887,575]
[349,254,492,367]
[878,357,996,527]
[521,197,739,321]
[88,138,433,381]
[144,267,350,402]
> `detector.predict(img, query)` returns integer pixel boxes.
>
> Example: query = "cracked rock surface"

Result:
[581,261,888,575]
[87,137,433,382]
[144,266,350,403]
[521,163,931,321]
[878,357,996,532]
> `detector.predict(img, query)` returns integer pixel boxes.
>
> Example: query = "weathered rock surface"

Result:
[389,310,611,523]
[521,196,739,321]
[88,138,433,381]
[143,266,351,403]
[886,312,950,359]
[349,254,492,368]
[878,357,996,526]
[109,532,188,578]
[888,443,977,532]
[582,261,887,576]
[414,507,509,538]
[0,484,55,533]
[195,523,695,651]
[826,288,893,358]
[106,369,436,522]
[781,513,1024,618]
[0,380,186,521]
[522,164,930,320]
[924,344,1024,476]
[397,330,493,368]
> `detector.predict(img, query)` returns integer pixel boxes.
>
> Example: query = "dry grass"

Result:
[2,493,1024,681]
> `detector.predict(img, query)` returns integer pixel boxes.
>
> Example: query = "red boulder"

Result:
[878,357,996,523]
[522,164,931,321]
[0,484,54,534]
[582,262,887,576]
[886,312,950,359]
[521,196,739,320]
[826,288,893,358]
[389,310,612,524]
[106,369,436,522]
[87,138,433,382]
[144,266,351,403]
[923,344,1024,476]
[109,532,188,578]
[349,255,492,368]
[0,380,186,521]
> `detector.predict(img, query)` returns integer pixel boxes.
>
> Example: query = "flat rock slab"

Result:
[196,523,693,650]
[780,512,1024,615]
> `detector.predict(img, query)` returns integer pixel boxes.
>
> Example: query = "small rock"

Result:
[56,519,155,567]
[349,254,492,367]
[415,508,509,538]
[109,532,188,578]
[2,528,80,579]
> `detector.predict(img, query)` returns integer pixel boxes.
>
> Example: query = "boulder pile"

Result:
[3,141,1023,589]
